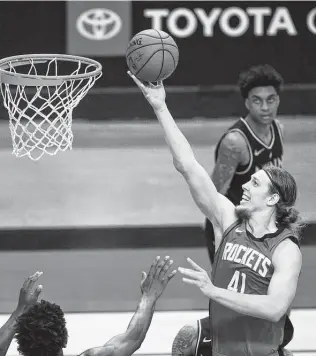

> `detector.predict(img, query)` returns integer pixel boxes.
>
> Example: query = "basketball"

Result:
[126,29,179,82]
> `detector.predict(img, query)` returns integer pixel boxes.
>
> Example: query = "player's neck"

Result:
[245,114,272,137]
[246,210,278,238]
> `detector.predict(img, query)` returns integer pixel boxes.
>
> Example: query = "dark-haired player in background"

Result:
[0,256,176,356]
[205,64,284,265]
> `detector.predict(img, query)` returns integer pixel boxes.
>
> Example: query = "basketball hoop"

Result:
[0,54,102,160]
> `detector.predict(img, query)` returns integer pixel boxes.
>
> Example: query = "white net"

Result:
[0,55,102,160]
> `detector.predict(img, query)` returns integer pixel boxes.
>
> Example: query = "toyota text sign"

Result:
[132,1,316,86]
[67,1,131,56]
[1,1,316,86]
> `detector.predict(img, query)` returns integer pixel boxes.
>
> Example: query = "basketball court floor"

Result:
[1,309,315,355]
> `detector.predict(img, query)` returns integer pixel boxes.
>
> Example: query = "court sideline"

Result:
[2,309,315,355]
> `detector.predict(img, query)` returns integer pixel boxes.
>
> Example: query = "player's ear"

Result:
[245,98,249,110]
[267,193,279,206]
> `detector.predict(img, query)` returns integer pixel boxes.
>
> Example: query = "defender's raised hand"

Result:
[0,272,42,356]
[17,271,43,313]
[127,71,166,112]
[140,256,177,302]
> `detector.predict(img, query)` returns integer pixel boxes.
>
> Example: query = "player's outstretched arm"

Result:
[80,256,177,356]
[0,272,43,356]
[128,72,236,232]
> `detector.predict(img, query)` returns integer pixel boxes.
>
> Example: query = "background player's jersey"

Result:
[210,220,300,356]
[195,318,212,356]
[214,118,283,205]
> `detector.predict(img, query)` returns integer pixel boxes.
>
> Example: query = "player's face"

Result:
[245,86,280,125]
[238,170,275,212]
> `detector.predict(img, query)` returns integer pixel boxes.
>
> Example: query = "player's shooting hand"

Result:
[127,71,166,112]
[140,256,177,303]
[17,271,43,314]
[178,258,215,298]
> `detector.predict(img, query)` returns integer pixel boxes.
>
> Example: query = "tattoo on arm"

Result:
[172,325,197,356]
[212,132,245,194]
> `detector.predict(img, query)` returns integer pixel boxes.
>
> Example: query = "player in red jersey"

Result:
[129,71,302,356]
[171,64,287,356]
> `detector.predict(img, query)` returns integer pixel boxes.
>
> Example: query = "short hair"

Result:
[238,64,284,98]
[262,166,304,237]
[15,300,68,356]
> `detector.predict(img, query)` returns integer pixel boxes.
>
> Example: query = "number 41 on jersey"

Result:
[227,271,246,294]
